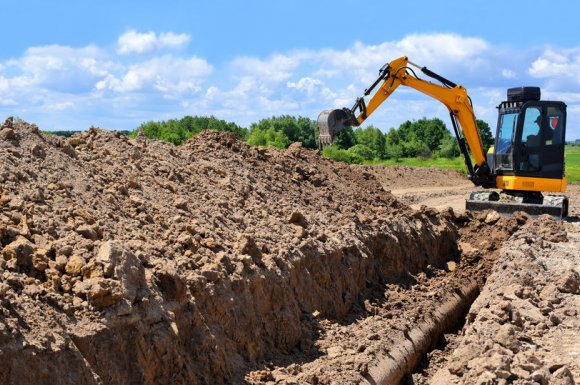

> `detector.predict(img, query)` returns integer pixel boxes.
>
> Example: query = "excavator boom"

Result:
[318,56,492,187]
[317,56,569,218]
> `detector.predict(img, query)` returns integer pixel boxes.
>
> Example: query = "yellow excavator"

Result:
[318,56,569,218]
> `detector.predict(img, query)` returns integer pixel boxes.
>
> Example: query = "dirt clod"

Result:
[557,269,580,294]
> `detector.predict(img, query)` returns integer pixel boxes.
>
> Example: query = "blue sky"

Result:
[1,0,580,139]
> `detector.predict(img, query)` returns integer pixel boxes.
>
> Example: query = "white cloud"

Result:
[1,44,115,94]
[205,86,220,99]
[158,32,191,48]
[501,69,517,79]
[287,77,335,100]
[45,101,75,111]
[232,54,303,82]
[396,34,489,62]
[1,32,580,139]
[257,96,299,112]
[95,55,212,95]
[311,34,490,84]
[542,90,580,103]
[0,98,17,106]
[117,30,191,55]
[529,48,580,83]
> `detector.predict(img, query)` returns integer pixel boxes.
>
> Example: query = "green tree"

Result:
[249,115,317,149]
[333,126,356,149]
[384,127,402,160]
[382,118,454,158]
[132,116,247,144]
[322,145,363,164]
[476,119,494,153]
[402,138,431,158]
[247,127,289,148]
[438,136,461,159]
[400,118,449,152]
[348,144,375,161]
[385,143,403,161]
[354,125,386,159]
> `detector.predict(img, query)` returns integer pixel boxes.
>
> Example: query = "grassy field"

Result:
[370,156,469,174]
[371,145,580,183]
[567,145,580,183]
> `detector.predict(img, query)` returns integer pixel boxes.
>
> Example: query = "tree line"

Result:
[130,115,493,164]
[324,117,493,163]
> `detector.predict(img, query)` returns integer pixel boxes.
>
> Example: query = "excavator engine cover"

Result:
[317,109,351,148]
[507,86,540,102]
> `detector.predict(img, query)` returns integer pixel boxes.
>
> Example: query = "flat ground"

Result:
[368,164,580,216]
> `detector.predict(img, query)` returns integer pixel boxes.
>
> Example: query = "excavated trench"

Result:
[362,281,479,385]
[242,210,525,385]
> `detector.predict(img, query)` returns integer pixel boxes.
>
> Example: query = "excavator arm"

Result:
[317,56,493,187]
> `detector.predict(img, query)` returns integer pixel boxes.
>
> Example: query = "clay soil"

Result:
[0,118,578,385]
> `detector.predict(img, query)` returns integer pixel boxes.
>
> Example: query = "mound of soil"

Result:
[363,165,468,192]
[430,218,579,384]
[0,119,462,384]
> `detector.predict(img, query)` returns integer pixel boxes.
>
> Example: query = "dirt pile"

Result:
[429,218,579,385]
[0,119,462,384]
[364,165,468,191]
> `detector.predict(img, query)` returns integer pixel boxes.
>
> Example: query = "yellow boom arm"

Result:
[317,56,492,186]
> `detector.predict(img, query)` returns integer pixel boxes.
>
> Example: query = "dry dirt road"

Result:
[371,164,580,217]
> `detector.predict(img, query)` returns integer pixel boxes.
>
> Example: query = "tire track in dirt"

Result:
[390,184,476,213]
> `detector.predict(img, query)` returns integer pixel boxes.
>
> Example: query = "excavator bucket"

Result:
[317,109,351,148]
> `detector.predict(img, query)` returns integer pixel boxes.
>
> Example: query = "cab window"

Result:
[495,112,517,170]
[545,105,565,145]
[519,107,542,172]
[521,107,541,147]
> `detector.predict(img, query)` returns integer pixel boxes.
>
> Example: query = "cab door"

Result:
[514,102,566,179]
[541,103,566,178]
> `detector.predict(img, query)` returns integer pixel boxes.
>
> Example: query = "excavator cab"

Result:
[470,87,569,217]
[492,87,567,182]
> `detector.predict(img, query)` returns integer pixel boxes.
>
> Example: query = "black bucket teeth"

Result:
[317,109,351,148]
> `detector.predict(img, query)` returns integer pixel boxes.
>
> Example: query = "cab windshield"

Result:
[495,112,518,170]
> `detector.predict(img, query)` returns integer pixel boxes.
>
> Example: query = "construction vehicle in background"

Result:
[317,56,569,218]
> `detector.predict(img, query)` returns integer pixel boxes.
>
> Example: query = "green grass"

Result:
[368,156,469,174]
[367,145,580,183]
[566,146,580,183]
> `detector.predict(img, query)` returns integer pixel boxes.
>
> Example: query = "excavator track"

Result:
[466,192,569,219]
